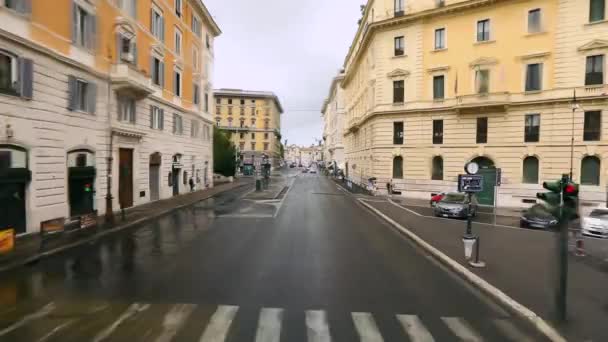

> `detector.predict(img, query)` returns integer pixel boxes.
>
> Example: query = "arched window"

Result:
[522,156,539,184]
[393,156,403,179]
[581,156,601,185]
[432,156,443,180]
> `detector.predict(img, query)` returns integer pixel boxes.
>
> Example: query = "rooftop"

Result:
[213,89,284,113]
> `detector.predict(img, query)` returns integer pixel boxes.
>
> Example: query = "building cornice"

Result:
[191,0,222,36]
[214,89,284,113]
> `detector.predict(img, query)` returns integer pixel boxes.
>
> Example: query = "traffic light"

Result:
[562,181,579,221]
[537,180,563,217]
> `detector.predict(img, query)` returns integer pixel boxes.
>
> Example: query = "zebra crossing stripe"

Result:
[199,305,239,342]
[441,317,483,342]
[155,304,197,342]
[305,310,332,342]
[352,312,384,342]
[255,308,284,342]
[0,302,55,337]
[92,303,151,342]
[396,315,435,342]
[492,319,534,342]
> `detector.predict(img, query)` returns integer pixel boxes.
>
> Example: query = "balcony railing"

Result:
[454,92,511,114]
[110,64,154,99]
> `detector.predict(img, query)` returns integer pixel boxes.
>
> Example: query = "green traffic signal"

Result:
[536,180,563,218]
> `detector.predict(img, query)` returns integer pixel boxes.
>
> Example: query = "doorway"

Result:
[172,169,180,196]
[149,153,161,201]
[67,150,96,217]
[471,156,496,206]
[0,146,30,235]
[119,148,134,208]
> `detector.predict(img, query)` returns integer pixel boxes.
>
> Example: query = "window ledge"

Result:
[524,90,542,95]
[392,102,405,106]
[392,54,407,59]
[585,19,608,27]
[0,7,30,19]
[584,84,605,89]
[431,48,447,53]
[474,40,496,46]
[524,31,547,37]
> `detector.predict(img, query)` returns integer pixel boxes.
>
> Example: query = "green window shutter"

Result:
[86,82,97,114]
[18,57,34,99]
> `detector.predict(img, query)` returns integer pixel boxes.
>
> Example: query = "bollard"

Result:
[256,179,262,191]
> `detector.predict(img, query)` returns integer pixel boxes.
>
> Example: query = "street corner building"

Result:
[321,72,346,171]
[332,0,608,208]
[0,0,221,236]
[213,89,284,168]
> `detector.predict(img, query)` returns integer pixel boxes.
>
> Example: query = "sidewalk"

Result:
[0,178,253,273]
[363,199,608,342]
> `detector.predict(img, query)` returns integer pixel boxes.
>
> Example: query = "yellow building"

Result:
[339,0,608,208]
[213,89,283,167]
[0,0,220,235]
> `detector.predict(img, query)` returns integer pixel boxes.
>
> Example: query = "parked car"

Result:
[519,204,558,229]
[430,192,446,207]
[289,163,296,168]
[433,193,477,219]
[302,168,309,173]
[310,168,317,174]
[582,208,608,239]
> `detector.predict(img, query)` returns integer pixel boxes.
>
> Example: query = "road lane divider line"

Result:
[92,303,150,342]
[441,317,483,342]
[358,199,566,342]
[155,304,197,342]
[255,308,284,342]
[37,319,77,342]
[305,310,332,342]
[274,178,296,218]
[0,302,55,337]
[396,314,435,342]
[352,312,384,342]
[199,305,239,342]
[492,318,535,342]
[387,199,423,217]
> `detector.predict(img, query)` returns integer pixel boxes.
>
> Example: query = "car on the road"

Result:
[310,169,317,174]
[433,192,477,219]
[430,192,446,207]
[519,204,558,229]
[289,163,296,168]
[582,208,608,239]
[302,168,309,173]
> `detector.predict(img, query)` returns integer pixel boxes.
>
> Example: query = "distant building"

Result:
[213,89,283,167]
[321,72,346,170]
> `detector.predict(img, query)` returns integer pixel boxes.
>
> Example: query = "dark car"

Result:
[433,192,477,219]
[289,163,296,168]
[520,204,558,229]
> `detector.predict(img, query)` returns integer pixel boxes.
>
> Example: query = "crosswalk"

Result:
[0,300,543,342]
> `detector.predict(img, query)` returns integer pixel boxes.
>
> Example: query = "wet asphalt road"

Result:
[0,171,547,341]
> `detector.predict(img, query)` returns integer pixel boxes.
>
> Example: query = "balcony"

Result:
[582,84,608,96]
[454,92,510,114]
[110,63,154,99]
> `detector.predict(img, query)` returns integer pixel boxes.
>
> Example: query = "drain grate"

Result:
[275,186,289,199]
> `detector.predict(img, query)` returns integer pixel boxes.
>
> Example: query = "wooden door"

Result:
[119,149,134,208]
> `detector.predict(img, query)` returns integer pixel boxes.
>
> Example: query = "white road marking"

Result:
[386,199,423,217]
[492,319,534,342]
[441,317,483,342]
[396,315,435,342]
[37,319,76,342]
[305,310,332,342]
[199,305,239,342]
[92,303,150,342]
[155,304,197,342]
[351,312,384,342]
[274,179,296,218]
[0,302,55,337]
[254,308,284,342]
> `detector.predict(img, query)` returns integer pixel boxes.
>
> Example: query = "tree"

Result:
[213,127,237,177]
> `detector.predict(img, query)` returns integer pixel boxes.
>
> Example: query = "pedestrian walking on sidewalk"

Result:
[189,178,195,192]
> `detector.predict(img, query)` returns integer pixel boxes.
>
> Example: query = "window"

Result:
[584,111,601,141]
[0,51,33,98]
[150,106,164,130]
[192,14,202,37]
[477,19,491,42]
[393,122,404,145]
[72,4,96,50]
[433,120,443,144]
[475,69,489,94]
[432,156,443,180]
[581,156,601,185]
[264,143,269,151]
[4,0,31,14]
[204,92,209,112]
[117,96,136,123]
[240,107,245,115]
[173,69,181,97]
[528,9,541,33]
[433,75,445,100]
[191,120,200,138]
[228,99,233,105]
[192,47,199,71]
[228,107,233,115]
[434,28,445,50]
[394,36,404,56]
[393,156,403,179]
[68,76,96,114]
[151,56,164,87]
[119,0,136,18]
[215,107,220,115]
[174,28,182,55]
[251,107,256,115]
[206,34,211,50]
[239,99,245,105]
[216,97,221,104]
[251,133,256,139]
[586,55,604,86]
[476,117,488,143]
[240,142,245,150]
[525,63,542,91]
[239,119,245,128]
[264,133,269,140]
[175,0,182,17]
[522,157,539,184]
[590,0,605,22]
[393,80,404,103]
[151,7,164,41]
[524,114,540,142]
[394,0,404,16]
[251,118,256,126]
[193,83,200,105]
[251,142,256,150]
[215,117,220,126]
[264,120,270,129]
[239,132,245,139]
[118,33,136,63]
[173,114,183,134]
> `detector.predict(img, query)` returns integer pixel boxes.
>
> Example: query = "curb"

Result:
[0,182,252,274]
[358,198,567,342]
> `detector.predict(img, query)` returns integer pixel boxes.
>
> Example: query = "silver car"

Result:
[582,209,608,239]
[433,192,478,219]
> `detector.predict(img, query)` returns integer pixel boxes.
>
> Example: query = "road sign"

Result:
[496,168,502,186]
[458,174,484,193]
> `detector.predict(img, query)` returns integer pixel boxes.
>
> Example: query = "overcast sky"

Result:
[204,0,361,147]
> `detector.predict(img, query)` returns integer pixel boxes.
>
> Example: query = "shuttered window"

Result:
[151,56,164,87]
[0,51,33,99]
[68,76,96,114]
[150,106,164,130]
[173,114,183,135]
[393,156,403,179]
[117,96,136,123]
[581,156,601,185]
[173,69,182,97]
[5,0,32,14]
[72,3,96,50]
[522,157,539,184]
[193,83,200,105]
[475,70,489,94]
[150,7,164,41]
